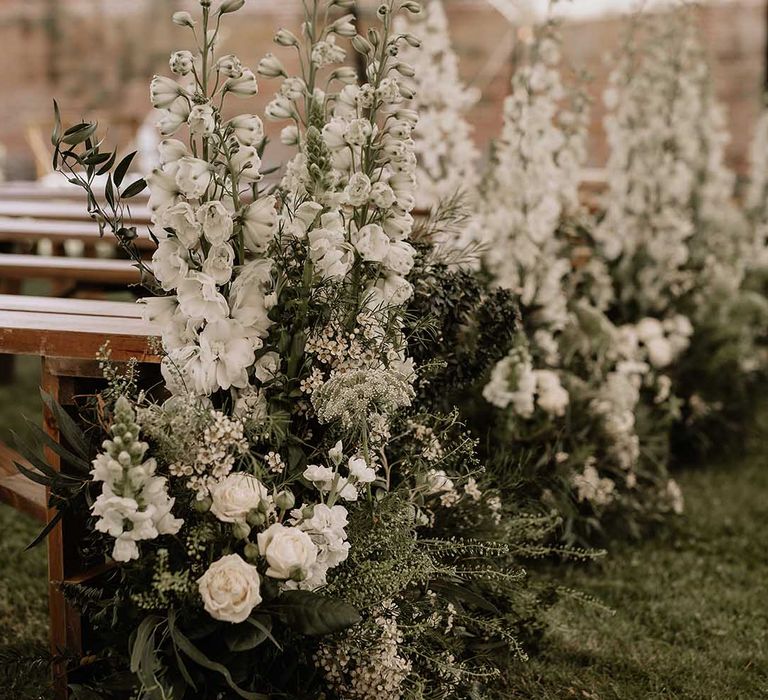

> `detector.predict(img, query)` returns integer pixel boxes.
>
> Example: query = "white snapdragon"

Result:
[90,397,182,562]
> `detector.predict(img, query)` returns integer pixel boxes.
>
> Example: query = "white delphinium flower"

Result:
[394,0,480,217]
[90,396,182,562]
[145,19,280,397]
[478,24,587,333]
[597,10,747,318]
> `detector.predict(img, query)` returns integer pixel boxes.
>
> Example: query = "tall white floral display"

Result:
[596,10,746,320]
[395,0,480,211]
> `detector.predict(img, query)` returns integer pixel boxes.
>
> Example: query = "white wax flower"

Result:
[198,554,262,623]
[210,472,269,524]
[257,523,319,581]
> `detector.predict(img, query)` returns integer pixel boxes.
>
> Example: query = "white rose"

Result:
[197,201,234,245]
[210,472,268,524]
[257,523,318,581]
[352,223,390,262]
[198,554,262,623]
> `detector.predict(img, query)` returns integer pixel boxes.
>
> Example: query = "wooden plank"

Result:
[0,182,148,203]
[0,311,160,363]
[0,442,47,522]
[0,218,155,251]
[0,254,142,284]
[0,294,144,319]
[0,201,151,225]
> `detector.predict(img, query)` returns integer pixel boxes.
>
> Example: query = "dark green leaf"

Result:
[26,510,62,550]
[61,122,98,146]
[40,390,89,459]
[114,152,136,187]
[122,178,147,199]
[105,175,115,210]
[247,615,282,650]
[51,100,62,146]
[96,150,117,177]
[13,460,51,487]
[225,617,270,652]
[268,590,361,636]
[22,421,90,474]
[168,610,268,700]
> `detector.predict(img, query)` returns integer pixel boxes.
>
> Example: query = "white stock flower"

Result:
[210,472,269,524]
[198,554,262,623]
[257,523,319,581]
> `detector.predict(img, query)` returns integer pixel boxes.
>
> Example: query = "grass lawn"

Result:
[0,357,765,698]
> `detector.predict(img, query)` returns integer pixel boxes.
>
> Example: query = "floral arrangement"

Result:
[25,0,588,697]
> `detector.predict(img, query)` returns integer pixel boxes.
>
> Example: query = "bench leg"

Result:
[41,359,82,700]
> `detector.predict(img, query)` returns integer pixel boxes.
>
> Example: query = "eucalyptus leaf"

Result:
[122,178,148,199]
[113,151,136,187]
[40,390,90,459]
[61,122,98,146]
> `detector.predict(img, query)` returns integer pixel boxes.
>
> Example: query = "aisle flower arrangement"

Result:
[21,0,590,696]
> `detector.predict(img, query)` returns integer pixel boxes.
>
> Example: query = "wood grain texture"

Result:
[0,254,143,284]
[0,218,155,250]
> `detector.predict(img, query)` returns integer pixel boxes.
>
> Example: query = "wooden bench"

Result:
[0,181,149,204]
[0,218,156,252]
[0,200,151,226]
[0,294,159,698]
[0,253,142,286]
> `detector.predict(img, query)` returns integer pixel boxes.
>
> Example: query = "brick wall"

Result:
[0,0,764,179]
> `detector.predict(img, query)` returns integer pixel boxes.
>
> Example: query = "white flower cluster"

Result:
[144,33,279,399]
[571,460,616,508]
[746,108,768,268]
[483,346,569,419]
[395,0,480,211]
[479,28,587,331]
[91,397,182,562]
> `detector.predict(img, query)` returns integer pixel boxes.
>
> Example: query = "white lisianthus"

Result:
[224,68,259,97]
[169,50,194,76]
[199,318,257,390]
[231,146,262,183]
[150,75,186,109]
[156,201,201,248]
[152,238,189,291]
[228,114,264,147]
[197,201,234,245]
[257,523,319,581]
[253,351,281,383]
[352,223,390,262]
[210,472,269,524]
[188,104,217,136]
[241,196,277,253]
[177,272,229,322]
[202,243,235,285]
[198,554,262,623]
[175,157,213,199]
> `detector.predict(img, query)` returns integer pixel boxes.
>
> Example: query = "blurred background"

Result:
[0,0,764,182]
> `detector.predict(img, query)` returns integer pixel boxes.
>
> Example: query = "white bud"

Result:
[169,50,194,76]
[257,53,287,78]
[274,28,299,47]
[172,11,195,27]
[218,0,245,14]
[330,14,356,38]
[224,68,259,97]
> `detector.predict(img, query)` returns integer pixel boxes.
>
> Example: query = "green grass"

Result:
[0,359,766,697]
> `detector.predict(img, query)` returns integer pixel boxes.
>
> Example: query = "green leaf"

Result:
[96,150,117,177]
[22,421,90,474]
[51,99,62,147]
[268,590,361,636]
[113,152,136,187]
[247,615,282,650]
[130,615,167,697]
[61,122,98,146]
[168,609,268,700]
[13,460,51,487]
[40,390,89,460]
[225,616,272,652]
[25,510,62,550]
[429,580,501,615]
[122,178,147,199]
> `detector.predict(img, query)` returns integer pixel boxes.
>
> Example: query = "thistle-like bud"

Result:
[274,28,299,47]
[275,490,295,511]
[394,62,415,77]
[329,67,357,85]
[218,0,245,14]
[172,10,195,27]
[329,14,356,38]
[351,35,374,56]
[257,53,287,78]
